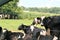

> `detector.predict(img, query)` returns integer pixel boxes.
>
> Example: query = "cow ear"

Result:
[48,17,52,20]
[47,17,52,22]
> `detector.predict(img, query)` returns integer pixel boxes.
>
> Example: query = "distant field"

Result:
[0,19,45,31]
[20,12,60,19]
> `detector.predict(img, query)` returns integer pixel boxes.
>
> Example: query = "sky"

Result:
[17,0,60,8]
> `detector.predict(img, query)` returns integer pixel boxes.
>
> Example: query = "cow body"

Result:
[18,24,33,40]
[40,16,60,40]
[39,35,53,40]
[23,34,32,40]
[3,28,24,40]
[18,24,46,40]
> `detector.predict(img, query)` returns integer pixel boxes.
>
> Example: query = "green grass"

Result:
[0,19,45,31]
[0,19,32,31]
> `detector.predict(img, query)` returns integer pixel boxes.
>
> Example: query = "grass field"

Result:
[0,19,45,32]
[0,19,31,30]
[0,12,60,32]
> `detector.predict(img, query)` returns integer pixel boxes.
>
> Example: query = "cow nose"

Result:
[40,23,44,26]
[41,25,44,26]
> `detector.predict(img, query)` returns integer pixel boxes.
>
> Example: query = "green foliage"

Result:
[21,7,60,14]
[0,0,60,19]
[18,12,60,19]
[0,0,22,16]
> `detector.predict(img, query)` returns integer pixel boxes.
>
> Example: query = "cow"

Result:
[18,24,46,40]
[18,24,33,40]
[40,16,60,40]
[3,28,24,40]
[31,17,41,26]
[0,27,24,40]
[9,32,24,40]
[0,27,5,40]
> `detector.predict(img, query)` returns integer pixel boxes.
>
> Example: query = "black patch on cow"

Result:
[40,16,60,40]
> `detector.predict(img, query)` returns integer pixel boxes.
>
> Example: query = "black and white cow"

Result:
[3,28,24,40]
[18,24,32,34]
[18,24,33,40]
[40,16,60,40]
[18,24,46,40]
[31,17,41,25]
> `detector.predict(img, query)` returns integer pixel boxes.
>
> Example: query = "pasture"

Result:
[0,12,60,31]
[0,19,45,31]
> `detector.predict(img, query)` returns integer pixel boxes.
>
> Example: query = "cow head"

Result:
[18,24,31,34]
[2,28,11,39]
[31,17,41,25]
[36,17,41,24]
[18,24,29,30]
[40,16,45,26]
[18,24,26,30]
[32,16,46,26]
[40,16,52,26]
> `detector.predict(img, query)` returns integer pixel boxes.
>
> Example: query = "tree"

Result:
[0,0,22,15]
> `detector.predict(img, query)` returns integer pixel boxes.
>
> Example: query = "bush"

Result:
[18,12,60,19]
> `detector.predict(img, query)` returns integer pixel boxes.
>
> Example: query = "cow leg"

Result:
[40,30,46,36]
[46,28,51,36]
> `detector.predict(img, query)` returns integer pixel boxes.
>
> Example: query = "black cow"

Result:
[0,27,5,40]
[40,16,60,40]
[18,24,46,40]
[3,28,24,40]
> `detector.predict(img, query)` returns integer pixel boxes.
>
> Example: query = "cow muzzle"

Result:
[40,22,44,26]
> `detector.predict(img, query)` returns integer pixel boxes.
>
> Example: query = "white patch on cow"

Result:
[41,16,45,20]
[53,36,58,40]
[3,30,6,33]
[40,30,46,36]
[30,25,34,32]
[35,18,38,23]
[22,34,25,38]
[18,35,21,38]
[40,16,45,25]
[22,33,25,38]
